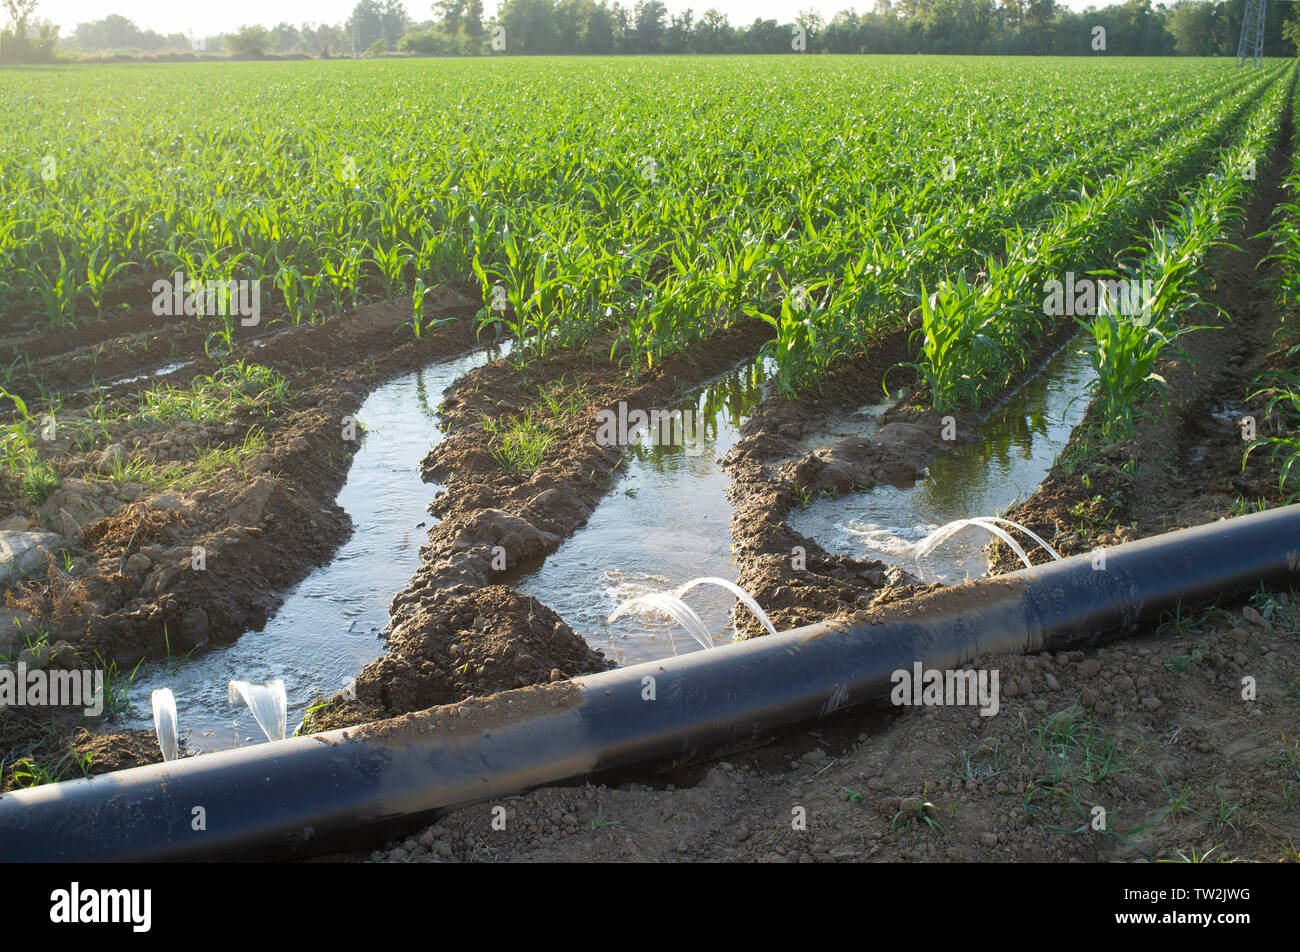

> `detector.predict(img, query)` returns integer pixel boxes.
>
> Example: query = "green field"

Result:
[0,56,1292,408]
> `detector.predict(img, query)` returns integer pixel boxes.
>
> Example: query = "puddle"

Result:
[508,358,772,666]
[70,360,195,397]
[116,343,509,751]
[111,361,193,387]
[789,336,1097,584]
[72,330,286,397]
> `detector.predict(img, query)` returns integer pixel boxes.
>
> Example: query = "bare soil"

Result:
[3,298,485,669]
[3,294,487,788]
[305,322,769,728]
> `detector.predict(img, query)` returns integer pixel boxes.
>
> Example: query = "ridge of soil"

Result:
[306,322,770,729]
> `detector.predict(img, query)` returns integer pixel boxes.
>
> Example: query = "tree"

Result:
[610,1,631,50]
[666,8,693,50]
[228,24,271,56]
[2,0,37,39]
[400,28,460,53]
[796,8,825,38]
[71,14,150,50]
[347,0,384,52]
[271,22,301,53]
[1284,3,1300,56]
[633,0,667,51]
[498,0,562,52]
[378,0,411,45]
[3,0,58,61]
[1166,0,1218,56]
[740,17,789,52]
[434,0,464,34]
[301,22,329,55]
[464,0,485,37]
[692,7,731,52]
[582,1,616,51]
[14,0,1276,61]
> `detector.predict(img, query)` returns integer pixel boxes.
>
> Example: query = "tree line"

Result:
[7,0,1300,62]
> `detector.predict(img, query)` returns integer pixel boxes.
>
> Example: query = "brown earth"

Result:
[3,297,485,669]
[306,586,610,731]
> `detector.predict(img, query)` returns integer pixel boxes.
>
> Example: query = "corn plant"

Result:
[0,55,1286,391]
[1244,356,1300,492]
[83,248,134,317]
[1084,89,1279,440]
[910,73,1283,411]
[0,387,59,503]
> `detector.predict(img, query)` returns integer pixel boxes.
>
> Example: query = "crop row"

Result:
[0,58,1279,384]
[1244,88,1300,496]
[908,65,1290,411]
[1085,78,1285,441]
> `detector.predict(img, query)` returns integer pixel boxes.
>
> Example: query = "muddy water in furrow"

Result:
[118,344,509,751]
[790,336,1097,583]
[508,359,772,666]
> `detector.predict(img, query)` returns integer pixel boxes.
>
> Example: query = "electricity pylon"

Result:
[1237,0,1267,66]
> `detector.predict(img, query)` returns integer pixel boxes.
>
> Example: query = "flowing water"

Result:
[789,336,1097,583]
[508,359,773,666]
[118,344,508,751]
[115,330,1094,751]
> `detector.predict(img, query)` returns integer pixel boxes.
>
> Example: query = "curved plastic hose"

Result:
[608,592,714,650]
[916,516,1062,573]
[228,679,288,743]
[150,688,179,763]
[673,576,778,637]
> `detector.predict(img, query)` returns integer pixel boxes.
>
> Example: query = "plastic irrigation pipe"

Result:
[3,504,1299,862]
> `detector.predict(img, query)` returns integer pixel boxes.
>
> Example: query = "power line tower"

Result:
[1237,0,1267,66]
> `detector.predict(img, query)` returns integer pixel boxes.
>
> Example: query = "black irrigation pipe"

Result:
[3,504,1298,862]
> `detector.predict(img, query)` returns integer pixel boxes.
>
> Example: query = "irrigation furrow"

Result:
[113,343,508,750]
[506,358,771,664]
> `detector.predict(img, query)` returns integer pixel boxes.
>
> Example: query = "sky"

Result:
[35,0,1109,38]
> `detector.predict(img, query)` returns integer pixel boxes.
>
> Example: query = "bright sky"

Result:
[35,0,1109,37]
